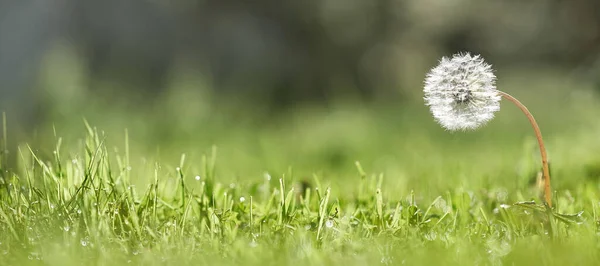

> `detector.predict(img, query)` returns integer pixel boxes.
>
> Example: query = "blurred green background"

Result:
[1,0,600,200]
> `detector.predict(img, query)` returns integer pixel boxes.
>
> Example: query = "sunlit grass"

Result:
[1,105,600,265]
[2,60,600,264]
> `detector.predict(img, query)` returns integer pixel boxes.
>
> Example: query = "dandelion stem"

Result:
[498,91,552,208]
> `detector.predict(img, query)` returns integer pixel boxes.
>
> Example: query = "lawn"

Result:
[1,67,600,265]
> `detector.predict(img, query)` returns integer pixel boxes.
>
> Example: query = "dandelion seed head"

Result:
[424,52,501,131]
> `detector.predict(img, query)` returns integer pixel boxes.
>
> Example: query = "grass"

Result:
[2,66,600,265]
[2,114,600,266]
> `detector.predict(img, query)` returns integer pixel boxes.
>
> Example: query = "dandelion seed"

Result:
[264,172,271,181]
[195,175,201,181]
[239,197,246,203]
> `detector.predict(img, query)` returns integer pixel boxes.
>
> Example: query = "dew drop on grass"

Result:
[325,220,334,228]
[195,175,201,181]
[381,256,393,265]
[496,190,508,202]
[80,239,88,247]
[424,231,437,241]
[28,252,41,260]
[63,226,71,232]
[77,209,82,214]
[50,204,55,209]
[249,240,258,248]
[264,172,271,181]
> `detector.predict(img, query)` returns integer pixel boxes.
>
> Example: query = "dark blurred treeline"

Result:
[1,0,600,125]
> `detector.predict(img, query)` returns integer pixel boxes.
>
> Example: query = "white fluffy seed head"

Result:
[424,52,501,131]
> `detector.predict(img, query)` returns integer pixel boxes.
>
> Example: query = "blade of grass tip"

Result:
[303,187,312,212]
[316,187,331,241]
[222,190,229,213]
[66,137,105,210]
[434,212,450,229]
[312,174,323,202]
[154,163,159,224]
[390,202,402,228]
[284,185,295,218]
[20,146,34,203]
[202,153,215,197]
[422,196,442,224]
[53,126,64,178]
[125,128,130,181]
[355,161,366,178]
[592,198,597,223]
[1,112,6,168]
[479,206,490,226]
[250,196,254,235]
[355,161,366,200]
[376,189,383,225]
[278,177,285,225]
[262,172,271,201]
[179,153,187,207]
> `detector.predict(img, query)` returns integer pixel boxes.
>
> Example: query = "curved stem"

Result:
[498,91,552,208]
